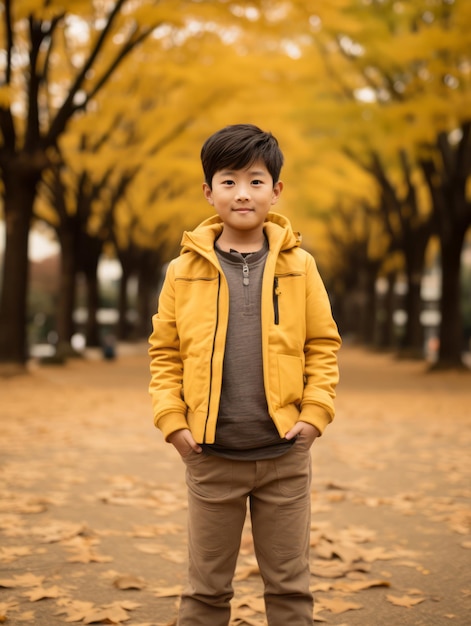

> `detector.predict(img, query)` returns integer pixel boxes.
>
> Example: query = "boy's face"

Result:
[203,160,283,238]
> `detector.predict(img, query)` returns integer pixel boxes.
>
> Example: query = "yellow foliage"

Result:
[0,86,13,108]
[3,0,468,276]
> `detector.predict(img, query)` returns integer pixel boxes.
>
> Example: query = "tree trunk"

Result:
[115,248,139,341]
[117,269,131,340]
[136,271,152,340]
[55,228,78,359]
[420,126,471,369]
[435,229,467,369]
[400,227,430,357]
[376,271,396,350]
[359,263,379,346]
[84,270,101,347]
[0,168,40,365]
[135,250,161,340]
[401,270,424,358]
[80,234,102,348]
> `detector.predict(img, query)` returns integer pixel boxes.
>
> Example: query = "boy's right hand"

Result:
[168,429,202,457]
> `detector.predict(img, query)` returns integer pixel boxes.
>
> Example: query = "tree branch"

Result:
[0,0,16,152]
[46,0,129,146]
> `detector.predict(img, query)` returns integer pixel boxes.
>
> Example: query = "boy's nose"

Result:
[235,186,250,201]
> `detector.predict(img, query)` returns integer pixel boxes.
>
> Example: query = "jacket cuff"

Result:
[155,412,189,441]
[299,405,333,435]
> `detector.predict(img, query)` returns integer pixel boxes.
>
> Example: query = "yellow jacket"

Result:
[149,212,341,443]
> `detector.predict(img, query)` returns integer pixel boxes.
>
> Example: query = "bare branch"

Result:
[46,0,129,145]
[0,0,16,151]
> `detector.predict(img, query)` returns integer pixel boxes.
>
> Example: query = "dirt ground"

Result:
[0,343,470,626]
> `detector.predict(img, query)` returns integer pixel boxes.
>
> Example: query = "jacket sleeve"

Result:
[300,254,341,434]
[148,260,189,440]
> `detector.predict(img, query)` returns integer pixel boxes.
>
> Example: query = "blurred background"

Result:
[0,0,470,370]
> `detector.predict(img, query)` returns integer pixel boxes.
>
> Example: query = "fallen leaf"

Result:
[30,521,86,543]
[0,600,19,622]
[333,578,391,592]
[317,596,363,614]
[311,560,370,578]
[154,585,183,598]
[24,585,61,601]
[54,599,96,621]
[0,573,45,589]
[386,594,426,608]
[113,575,146,590]
[234,564,260,581]
[16,610,36,621]
[131,523,183,538]
[234,595,265,614]
[64,536,113,564]
[0,546,33,563]
[55,599,140,624]
[359,546,397,563]
[83,605,129,624]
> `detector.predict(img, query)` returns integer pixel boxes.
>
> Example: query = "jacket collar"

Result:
[180,212,302,258]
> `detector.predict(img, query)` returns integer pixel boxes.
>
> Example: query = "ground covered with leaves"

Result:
[0,344,470,626]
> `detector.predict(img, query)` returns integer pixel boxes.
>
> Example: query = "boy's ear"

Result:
[203,182,214,205]
[271,181,283,205]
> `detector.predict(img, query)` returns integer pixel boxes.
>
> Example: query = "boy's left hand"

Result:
[285,422,320,448]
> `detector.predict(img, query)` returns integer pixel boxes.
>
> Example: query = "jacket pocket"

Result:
[182,356,201,413]
[277,354,304,406]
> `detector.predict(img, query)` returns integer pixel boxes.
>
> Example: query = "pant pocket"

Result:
[186,454,233,499]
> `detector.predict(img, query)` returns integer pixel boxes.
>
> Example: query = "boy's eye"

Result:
[222,179,234,186]
[252,179,263,185]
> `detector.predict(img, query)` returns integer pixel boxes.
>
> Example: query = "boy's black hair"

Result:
[201,124,284,188]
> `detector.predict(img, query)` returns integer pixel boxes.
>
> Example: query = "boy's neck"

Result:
[216,229,266,254]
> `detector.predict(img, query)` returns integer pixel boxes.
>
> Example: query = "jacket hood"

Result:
[180,212,302,256]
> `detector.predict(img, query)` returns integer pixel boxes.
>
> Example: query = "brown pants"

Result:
[178,444,313,626]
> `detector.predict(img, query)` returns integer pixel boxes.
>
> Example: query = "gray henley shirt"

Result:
[202,240,294,460]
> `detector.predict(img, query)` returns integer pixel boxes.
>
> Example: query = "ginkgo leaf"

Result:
[234,565,260,581]
[64,536,113,564]
[54,600,96,621]
[359,546,397,562]
[386,594,426,608]
[0,600,19,621]
[0,546,33,562]
[333,578,391,592]
[0,573,44,588]
[131,522,183,537]
[234,595,265,614]
[16,610,36,622]
[82,605,130,624]
[311,560,370,578]
[23,585,61,602]
[317,596,363,614]
[113,575,146,590]
[154,585,183,598]
[67,551,113,564]
[30,521,86,543]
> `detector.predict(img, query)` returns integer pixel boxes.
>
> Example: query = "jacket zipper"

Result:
[203,273,220,443]
[273,276,280,325]
[273,272,304,325]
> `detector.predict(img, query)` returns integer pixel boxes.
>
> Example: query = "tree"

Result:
[0,0,159,365]
[293,0,471,366]
[345,148,435,356]
[1,0,306,367]
[420,123,471,368]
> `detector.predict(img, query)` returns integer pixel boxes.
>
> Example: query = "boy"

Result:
[148,124,341,626]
